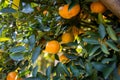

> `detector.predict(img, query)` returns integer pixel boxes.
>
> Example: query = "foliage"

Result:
[0,0,120,80]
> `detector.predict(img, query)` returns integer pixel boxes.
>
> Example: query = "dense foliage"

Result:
[0,0,120,80]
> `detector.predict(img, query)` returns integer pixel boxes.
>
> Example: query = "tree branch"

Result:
[99,0,120,19]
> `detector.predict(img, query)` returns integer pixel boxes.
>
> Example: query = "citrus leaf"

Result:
[100,43,109,54]
[29,34,35,51]
[12,0,20,10]
[70,65,80,77]
[32,65,38,77]
[105,40,119,51]
[89,45,100,56]
[25,77,40,80]
[85,62,93,76]
[46,66,52,79]
[10,53,24,61]
[0,37,11,42]
[98,13,104,24]
[98,24,106,39]
[83,38,99,44]
[103,62,116,79]
[10,46,26,53]
[31,46,41,63]
[101,55,116,64]
[59,63,70,76]
[0,7,16,13]
[92,62,107,72]
[106,26,118,41]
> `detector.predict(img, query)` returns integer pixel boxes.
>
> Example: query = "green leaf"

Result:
[103,62,116,79]
[59,63,70,76]
[32,46,41,63]
[89,45,100,56]
[98,24,106,39]
[0,37,11,42]
[92,62,107,72]
[10,53,24,61]
[19,69,31,77]
[68,1,76,11]
[29,34,35,51]
[70,65,80,77]
[0,7,16,13]
[64,53,78,60]
[106,26,118,41]
[37,72,47,80]
[100,43,109,54]
[25,77,40,80]
[10,46,26,53]
[85,62,93,76]
[98,13,104,24]
[105,40,119,51]
[56,63,70,76]
[65,0,72,4]
[113,68,120,80]
[83,38,99,44]
[46,66,52,78]
[101,55,116,64]
[32,65,38,77]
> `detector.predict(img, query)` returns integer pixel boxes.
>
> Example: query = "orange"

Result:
[61,32,74,43]
[72,26,79,37]
[59,54,69,63]
[6,71,22,80]
[90,1,106,13]
[45,40,60,54]
[43,10,48,16]
[59,4,80,19]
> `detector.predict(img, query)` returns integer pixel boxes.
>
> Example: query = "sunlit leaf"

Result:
[12,0,20,10]
[0,37,11,42]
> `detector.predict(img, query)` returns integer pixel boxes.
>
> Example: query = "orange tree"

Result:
[0,0,120,80]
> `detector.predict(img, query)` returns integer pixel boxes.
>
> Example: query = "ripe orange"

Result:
[61,32,74,43]
[6,72,22,80]
[43,10,48,16]
[59,54,69,63]
[45,40,60,54]
[59,4,80,19]
[72,26,79,37]
[90,1,106,13]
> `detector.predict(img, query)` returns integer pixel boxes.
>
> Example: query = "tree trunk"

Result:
[99,0,120,19]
